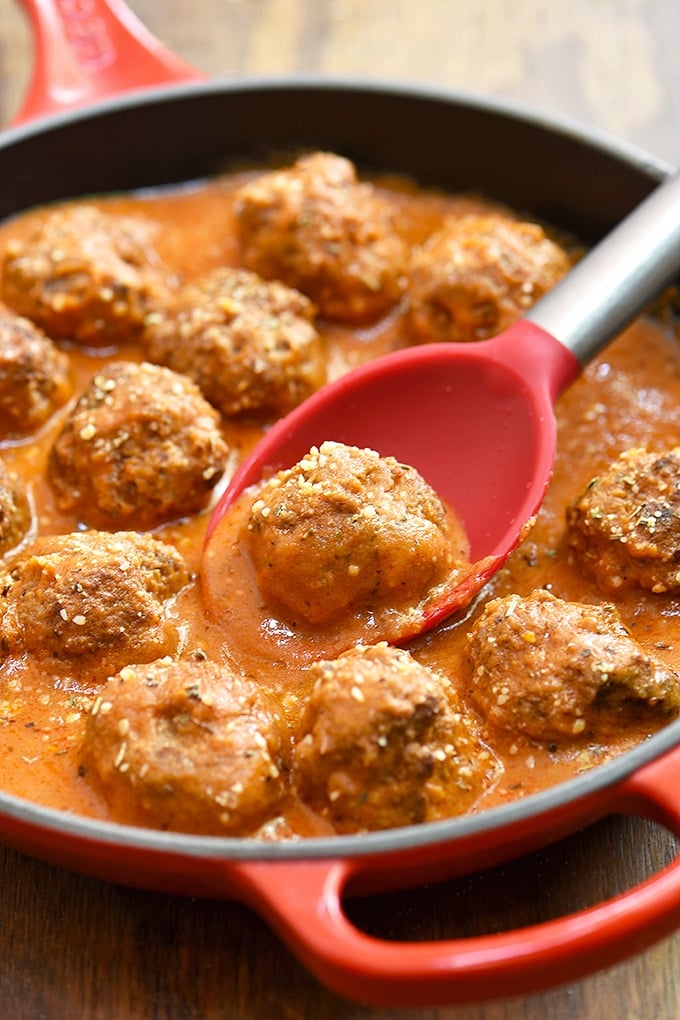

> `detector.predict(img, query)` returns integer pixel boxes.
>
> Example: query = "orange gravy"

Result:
[0,173,679,833]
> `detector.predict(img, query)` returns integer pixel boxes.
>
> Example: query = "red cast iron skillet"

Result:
[3,0,680,1007]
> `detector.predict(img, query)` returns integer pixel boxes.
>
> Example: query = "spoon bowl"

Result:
[205,169,680,637]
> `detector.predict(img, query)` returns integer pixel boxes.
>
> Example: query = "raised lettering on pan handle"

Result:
[13,0,206,125]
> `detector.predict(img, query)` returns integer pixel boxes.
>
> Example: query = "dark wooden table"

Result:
[0,1,679,1017]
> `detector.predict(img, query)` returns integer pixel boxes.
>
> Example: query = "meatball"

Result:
[0,302,71,436]
[47,361,229,529]
[405,213,570,344]
[81,658,289,835]
[295,643,498,832]
[466,589,680,741]
[1,204,171,346]
[235,152,407,323]
[143,267,325,417]
[245,441,467,626]
[567,447,680,593]
[0,530,190,674]
[0,460,31,555]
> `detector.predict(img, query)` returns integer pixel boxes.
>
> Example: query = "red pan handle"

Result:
[13,0,206,125]
[230,746,680,1007]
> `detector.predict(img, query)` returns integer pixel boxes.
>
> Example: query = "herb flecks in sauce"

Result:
[0,163,678,836]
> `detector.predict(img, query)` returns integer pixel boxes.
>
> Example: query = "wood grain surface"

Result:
[0,2,679,1018]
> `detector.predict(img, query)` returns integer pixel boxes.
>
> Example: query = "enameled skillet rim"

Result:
[0,72,673,175]
[0,74,673,214]
[0,73,678,861]
[1,708,680,861]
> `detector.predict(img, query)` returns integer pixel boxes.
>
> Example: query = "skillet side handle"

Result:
[13,0,206,126]
[231,753,680,1008]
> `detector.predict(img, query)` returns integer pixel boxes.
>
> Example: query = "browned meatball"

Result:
[81,658,289,834]
[295,642,499,832]
[0,460,31,555]
[466,589,680,741]
[143,267,325,417]
[1,204,171,346]
[405,213,570,343]
[235,152,407,323]
[47,361,229,529]
[0,303,71,436]
[245,441,467,626]
[567,447,680,593]
[0,530,190,675]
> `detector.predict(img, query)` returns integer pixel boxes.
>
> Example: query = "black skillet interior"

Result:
[1,78,670,237]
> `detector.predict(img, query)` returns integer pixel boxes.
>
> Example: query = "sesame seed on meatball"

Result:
[466,589,680,741]
[245,441,467,626]
[47,361,229,529]
[405,213,570,344]
[143,267,325,417]
[567,447,680,593]
[295,642,499,833]
[0,530,191,676]
[0,302,71,437]
[1,205,171,346]
[235,152,408,323]
[81,657,289,835]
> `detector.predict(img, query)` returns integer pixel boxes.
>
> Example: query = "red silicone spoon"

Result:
[205,169,680,638]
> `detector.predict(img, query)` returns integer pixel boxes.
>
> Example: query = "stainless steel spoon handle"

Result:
[525,169,680,366]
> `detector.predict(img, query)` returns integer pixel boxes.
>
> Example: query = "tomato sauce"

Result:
[0,172,678,833]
